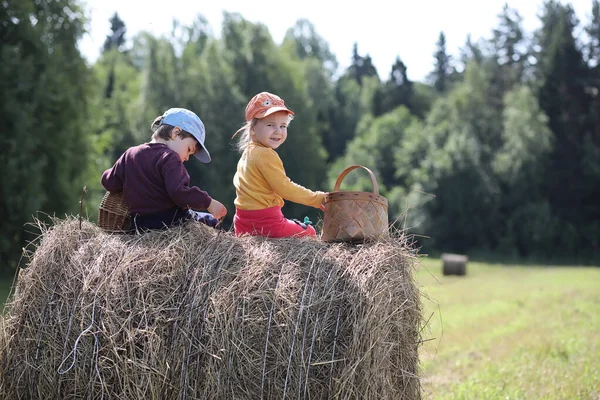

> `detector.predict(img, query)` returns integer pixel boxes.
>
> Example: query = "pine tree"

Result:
[430,31,451,93]
[585,0,600,145]
[103,12,126,53]
[534,0,598,256]
[492,4,527,90]
[102,13,128,99]
[459,34,484,67]
[374,57,414,116]
[348,43,378,85]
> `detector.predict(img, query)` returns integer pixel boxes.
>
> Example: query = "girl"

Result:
[102,107,227,232]
[232,92,326,238]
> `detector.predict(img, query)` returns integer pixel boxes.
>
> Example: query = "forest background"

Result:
[2,0,600,273]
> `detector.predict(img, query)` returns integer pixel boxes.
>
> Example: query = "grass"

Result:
[0,258,598,399]
[418,258,600,400]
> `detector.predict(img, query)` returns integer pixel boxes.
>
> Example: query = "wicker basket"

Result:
[98,191,131,233]
[321,165,389,243]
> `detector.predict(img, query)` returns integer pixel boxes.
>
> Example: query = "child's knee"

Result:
[303,224,317,237]
[289,218,316,237]
[189,210,219,228]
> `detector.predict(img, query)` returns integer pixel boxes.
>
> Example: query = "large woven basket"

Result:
[98,191,131,233]
[321,165,389,243]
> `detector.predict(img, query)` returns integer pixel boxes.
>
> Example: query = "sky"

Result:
[78,0,594,82]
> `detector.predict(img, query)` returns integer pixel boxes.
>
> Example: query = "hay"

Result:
[0,217,422,399]
[442,253,468,276]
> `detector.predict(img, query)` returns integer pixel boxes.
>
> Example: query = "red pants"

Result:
[234,206,316,238]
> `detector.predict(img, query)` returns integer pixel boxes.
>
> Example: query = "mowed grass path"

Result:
[417,258,600,400]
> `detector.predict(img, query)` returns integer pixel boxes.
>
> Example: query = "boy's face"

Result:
[252,111,291,150]
[167,128,198,162]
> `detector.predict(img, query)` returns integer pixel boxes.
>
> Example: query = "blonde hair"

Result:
[234,113,294,153]
[234,119,258,153]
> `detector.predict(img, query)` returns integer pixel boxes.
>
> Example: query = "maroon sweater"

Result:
[101,143,212,215]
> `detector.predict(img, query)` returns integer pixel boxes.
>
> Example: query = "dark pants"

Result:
[131,208,219,232]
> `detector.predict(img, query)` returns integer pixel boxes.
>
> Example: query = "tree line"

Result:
[1,0,599,273]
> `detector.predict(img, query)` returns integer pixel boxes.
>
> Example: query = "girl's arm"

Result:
[257,149,325,208]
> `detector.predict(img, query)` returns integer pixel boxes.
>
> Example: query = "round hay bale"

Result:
[441,253,468,276]
[0,218,423,400]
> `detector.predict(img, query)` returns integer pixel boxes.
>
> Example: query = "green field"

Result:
[418,258,600,399]
[1,260,598,399]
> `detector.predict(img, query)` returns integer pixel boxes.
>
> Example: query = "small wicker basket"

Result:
[98,191,131,233]
[321,165,389,243]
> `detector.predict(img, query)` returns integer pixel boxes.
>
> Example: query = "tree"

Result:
[585,0,600,146]
[330,106,419,192]
[491,4,528,91]
[493,4,525,69]
[172,15,211,60]
[534,0,598,256]
[282,20,340,162]
[0,0,91,272]
[585,0,600,66]
[325,75,365,161]
[221,12,267,96]
[374,56,414,116]
[430,31,452,93]
[283,19,338,76]
[89,41,142,194]
[492,86,554,256]
[102,13,128,100]
[459,34,484,67]
[323,43,379,161]
[400,62,505,253]
[347,43,379,85]
[103,12,126,53]
[135,34,182,139]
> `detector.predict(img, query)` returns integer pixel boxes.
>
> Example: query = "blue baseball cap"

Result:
[161,108,211,163]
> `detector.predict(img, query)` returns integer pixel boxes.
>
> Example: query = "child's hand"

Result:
[318,192,327,211]
[208,199,227,219]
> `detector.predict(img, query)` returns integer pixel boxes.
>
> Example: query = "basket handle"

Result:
[333,165,379,195]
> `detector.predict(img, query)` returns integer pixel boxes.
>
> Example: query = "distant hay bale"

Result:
[442,253,468,276]
[0,218,422,399]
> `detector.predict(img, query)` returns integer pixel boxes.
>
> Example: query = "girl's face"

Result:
[252,111,290,150]
[167,128,198,162]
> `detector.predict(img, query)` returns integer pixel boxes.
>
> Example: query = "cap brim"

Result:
[194,145,211,163]
[186,130,211,163]
[260,107,294,118]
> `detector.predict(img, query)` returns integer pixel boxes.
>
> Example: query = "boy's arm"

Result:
[256,149,325,209]
[162,157,213,210]
[101,157,124,192]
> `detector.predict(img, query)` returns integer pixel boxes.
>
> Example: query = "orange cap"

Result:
[245,92,294,121]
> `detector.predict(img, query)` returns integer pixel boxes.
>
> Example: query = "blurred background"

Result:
[2,0,600,273]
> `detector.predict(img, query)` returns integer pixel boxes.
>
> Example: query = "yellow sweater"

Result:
[233,142,325,210]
